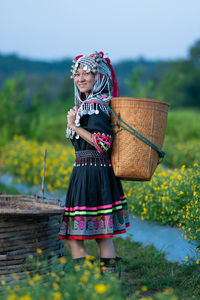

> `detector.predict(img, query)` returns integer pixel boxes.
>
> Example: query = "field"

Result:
[0,238,199,300]
[0,109,200,299]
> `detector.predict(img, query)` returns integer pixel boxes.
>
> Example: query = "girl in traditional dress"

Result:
[59,51,130,274]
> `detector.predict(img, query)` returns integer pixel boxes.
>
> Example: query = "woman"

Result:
[59,51,130,274]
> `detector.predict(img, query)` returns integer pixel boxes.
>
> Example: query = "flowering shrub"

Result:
[0,252,179,300]
[123,163,200,245]
[1,137,200,248]
[1,135,74,192]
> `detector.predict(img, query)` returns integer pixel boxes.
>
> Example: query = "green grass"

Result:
[1,237,199,299]
[84,237,200,299]
[165,109,200,142]
[0,182,19,194]
[163,139,200,168]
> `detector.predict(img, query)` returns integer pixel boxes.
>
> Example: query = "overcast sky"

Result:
[0,0,200,62]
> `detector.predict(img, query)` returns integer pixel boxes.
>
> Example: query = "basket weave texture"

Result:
[0,194,64,282]
[110,97,169,181]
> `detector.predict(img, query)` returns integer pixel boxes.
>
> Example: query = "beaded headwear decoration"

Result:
[70,51,120,127]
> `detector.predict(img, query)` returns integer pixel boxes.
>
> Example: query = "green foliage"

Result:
[154,60,200,108]
[189,39,200,65]
[165,109,200,141]
[0,53,72,76]
[125,39,200,108]
[0,74,28,146]
[1,136,74,191]
[28,102,72,143]
[163,139,200,168]
[0,75,73,147]
[123,163,200,243]
[0,182,19,194]
[1,39,200,110]
[2,137,200,244]
[117,238,200,299]
[0,255,122,300]
[0,238,199,299]
[162,109,200,168]
[125,68,155,98]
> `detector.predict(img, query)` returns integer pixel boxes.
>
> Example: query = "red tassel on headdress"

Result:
[105,57,120,97]
[75,55,83,60]
[99,51,104,58]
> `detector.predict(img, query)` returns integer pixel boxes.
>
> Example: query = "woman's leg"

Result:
[96,238,122,277]
[66,239,88,259]
[96,238,115,258]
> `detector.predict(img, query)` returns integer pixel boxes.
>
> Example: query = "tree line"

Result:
[0,39,200,146]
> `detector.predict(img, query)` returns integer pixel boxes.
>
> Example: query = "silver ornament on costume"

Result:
[83,65,90,72]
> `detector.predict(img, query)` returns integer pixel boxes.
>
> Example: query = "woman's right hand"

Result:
[67,106,78,129]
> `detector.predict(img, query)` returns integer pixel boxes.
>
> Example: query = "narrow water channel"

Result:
[0,173,199,264]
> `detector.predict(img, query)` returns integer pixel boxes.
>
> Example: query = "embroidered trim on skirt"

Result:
[59,196,130,240]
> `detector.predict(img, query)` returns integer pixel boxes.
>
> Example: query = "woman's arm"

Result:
[71,125,93,146]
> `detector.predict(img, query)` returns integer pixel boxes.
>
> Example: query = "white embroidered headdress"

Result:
[66,51,120,138]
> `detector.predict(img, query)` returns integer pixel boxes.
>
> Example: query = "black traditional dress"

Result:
[59,102,130,240]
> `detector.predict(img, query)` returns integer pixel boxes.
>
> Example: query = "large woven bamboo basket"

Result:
[110,97,169,181]
[0,193,64,283]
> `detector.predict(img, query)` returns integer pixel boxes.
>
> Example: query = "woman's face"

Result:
[74,67,95,97]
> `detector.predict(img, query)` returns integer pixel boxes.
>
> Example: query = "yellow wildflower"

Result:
[52,292,61,300]
[7,295,17,300]
[33,274,41,281]
[37,248,43,254]
[53,282,59,291]
[95,283,107,294]
[20,296,32,300]
[74,265,80,271]
[81,275,88,282]
[163,288,174,295]
[29,280,34,286]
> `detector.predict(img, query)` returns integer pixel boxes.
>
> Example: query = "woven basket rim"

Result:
[0,207,64,215]
[0,194,64,215]
[111,97,170,107]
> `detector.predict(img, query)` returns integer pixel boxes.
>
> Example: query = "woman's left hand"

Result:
[67,106,78,128]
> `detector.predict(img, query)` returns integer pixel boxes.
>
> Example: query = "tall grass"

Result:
[165,109,200,142]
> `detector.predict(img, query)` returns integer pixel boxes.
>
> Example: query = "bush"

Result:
[122,163,200,243]
[1,136,74,192]
[1,137,200,245]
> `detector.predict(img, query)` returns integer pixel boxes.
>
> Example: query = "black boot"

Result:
[100,257,122,279]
